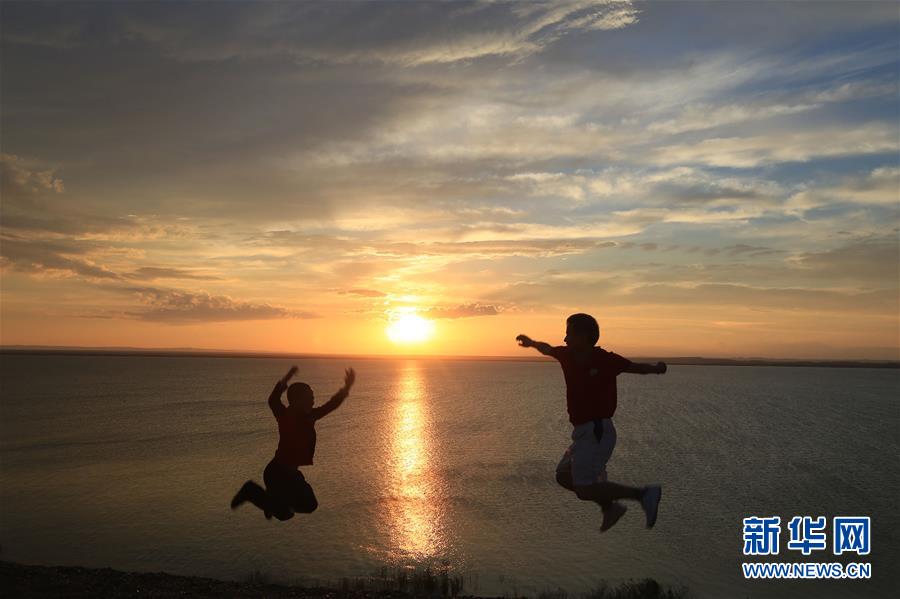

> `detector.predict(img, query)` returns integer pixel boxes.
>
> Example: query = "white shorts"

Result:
[556,418,617,487]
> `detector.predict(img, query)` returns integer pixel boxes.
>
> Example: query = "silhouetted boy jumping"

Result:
[231,365,356,521]
[517,313,665,532]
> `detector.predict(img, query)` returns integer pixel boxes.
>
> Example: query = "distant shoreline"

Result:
[1,346,897,369]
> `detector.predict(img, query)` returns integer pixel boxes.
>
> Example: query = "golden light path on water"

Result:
[385,363,447,560]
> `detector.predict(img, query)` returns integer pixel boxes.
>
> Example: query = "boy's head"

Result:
[287,382,314,413]
[565,313,599,349]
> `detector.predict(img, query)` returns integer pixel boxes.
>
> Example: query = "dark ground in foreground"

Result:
[0,561,422,599]
[0,561,688,599]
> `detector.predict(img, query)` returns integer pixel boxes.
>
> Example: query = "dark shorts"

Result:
[264,459,318,519]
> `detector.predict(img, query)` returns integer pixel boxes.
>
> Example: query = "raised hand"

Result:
[281,365,299,385]
[516,334,534,348]
[343,367,356,390]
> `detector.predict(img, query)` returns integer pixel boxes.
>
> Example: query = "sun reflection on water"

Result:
[385,363,447,560]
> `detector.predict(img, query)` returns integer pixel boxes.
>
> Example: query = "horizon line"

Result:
[1,344,897,367]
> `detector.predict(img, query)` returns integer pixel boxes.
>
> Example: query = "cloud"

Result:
[424,303,500,319]
[793,237,900,284]
[0,153,65,197]
[391,238,618,261]
[641,168,783,207]
[0,237,122,280]
[122,287,317,323]
[0,234,317,324]
[645,80,896,136]
[609,206,769,228]
[800,79,897,105]
[624,283,897,313]
[340,288,386,297]
[128,267,221,281]
[126,1,640,66]
[2,1,638,66]
[0,214,205,282]
[722,244,783,257]
[651,124,898,168]
[787,167,900,214]
[451,222,643,242]
[1,158,195,239]
[483,268,631,311]
[647,102,818,136]
[1,1,897,358]
[3,3,892,235]
[505,171,589,201]
[250,231,618,259]
[490,167,785,215]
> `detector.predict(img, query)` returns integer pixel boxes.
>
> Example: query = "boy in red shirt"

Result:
[231,365,356,521]
[517,313,665,532]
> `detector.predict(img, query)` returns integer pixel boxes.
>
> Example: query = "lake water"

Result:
[0,354,897,598]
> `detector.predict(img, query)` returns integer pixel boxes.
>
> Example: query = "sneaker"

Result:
[600,502,627,532]
[640,485,662,528]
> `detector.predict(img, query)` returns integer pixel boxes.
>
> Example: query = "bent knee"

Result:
[574,486,594,501]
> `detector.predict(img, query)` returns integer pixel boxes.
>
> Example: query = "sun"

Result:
[386,313,435,344]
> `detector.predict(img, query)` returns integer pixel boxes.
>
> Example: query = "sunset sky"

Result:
[1,1,898,359]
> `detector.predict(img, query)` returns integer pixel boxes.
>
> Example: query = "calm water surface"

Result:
[0,355,897,598]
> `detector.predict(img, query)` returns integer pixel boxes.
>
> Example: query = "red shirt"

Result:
[274,411,317,468]
[268,381,348,469]
[549,346,632,425]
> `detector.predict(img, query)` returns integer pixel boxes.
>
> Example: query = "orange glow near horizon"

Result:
[1,302,897,360]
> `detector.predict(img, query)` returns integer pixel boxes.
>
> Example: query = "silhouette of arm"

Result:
[311,368,355,420]
[268,382,287,418]
[268,366,298,418]
[516,334,556,356]
[624,361,667,375]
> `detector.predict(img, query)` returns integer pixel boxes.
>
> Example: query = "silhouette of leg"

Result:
[559,463,627,530]
[555,469,575,491]
[264,460,297,521]
[574,481,642,503]
[555,447,579,493]
[272,507,295,521]
[570,419,636,507]
[289,470,318,514]
[232,480,274,518]
[556,460,613,510]
[556,470,613,511]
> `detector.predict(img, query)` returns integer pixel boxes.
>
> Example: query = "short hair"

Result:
[567,313,600,345]
[287,382,313,403]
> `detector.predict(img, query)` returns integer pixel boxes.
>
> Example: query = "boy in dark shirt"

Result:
[517,313,665,532]
[231,365,356,521]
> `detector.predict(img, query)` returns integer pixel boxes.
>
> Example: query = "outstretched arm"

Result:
[268,366,298,418]
[624,361,667,375]
[311,368,356,420]
[516,334,556,356]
